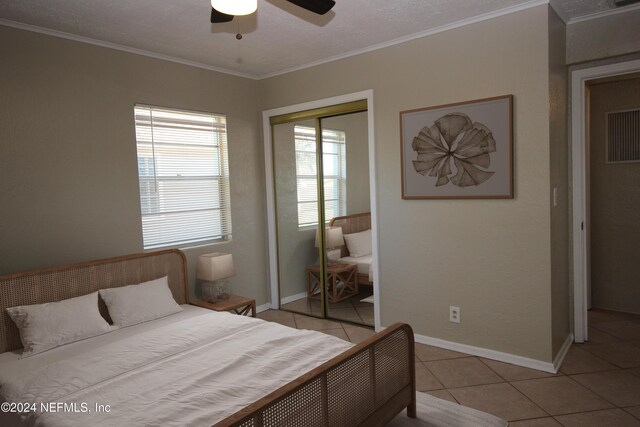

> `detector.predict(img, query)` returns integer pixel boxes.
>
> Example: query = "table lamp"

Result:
[315,226,345,264]
[197,252,235,302]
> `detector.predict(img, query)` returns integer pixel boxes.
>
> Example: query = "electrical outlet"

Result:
[449,306,460,323]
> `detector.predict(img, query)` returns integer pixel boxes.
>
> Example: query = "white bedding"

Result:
[0,305,352,427]
[337,255,373,282]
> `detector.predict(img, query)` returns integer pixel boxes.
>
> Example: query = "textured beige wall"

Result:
[0,5,568,361]
[548,9,570,357]
[262,5,555,361]
[589,77,640,314]
[567,9,640,65]
[0,26,268,304]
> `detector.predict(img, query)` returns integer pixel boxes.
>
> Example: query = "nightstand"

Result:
[307,263,358,303]
[190,294,256,317]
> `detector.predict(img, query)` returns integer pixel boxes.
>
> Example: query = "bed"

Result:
[0,249,415,426]
[330,212,374,285]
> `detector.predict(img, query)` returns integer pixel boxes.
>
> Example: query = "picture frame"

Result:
[400,95,513,199]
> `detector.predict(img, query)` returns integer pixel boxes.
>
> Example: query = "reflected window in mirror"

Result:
[294,125,346,228]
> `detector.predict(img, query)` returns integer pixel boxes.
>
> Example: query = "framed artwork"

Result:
[400,95,513,199]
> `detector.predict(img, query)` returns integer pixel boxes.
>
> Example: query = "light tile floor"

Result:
[257,308,640,426]
[280,288,375,326]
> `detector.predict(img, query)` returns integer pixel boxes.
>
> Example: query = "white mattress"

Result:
[0,305,352,427]
[338,255,373,281]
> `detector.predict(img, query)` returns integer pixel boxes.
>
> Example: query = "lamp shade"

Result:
[211,0,257,16]
[197,252,235,281]
[315,226,345,249]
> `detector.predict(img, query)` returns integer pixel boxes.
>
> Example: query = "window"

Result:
[294,125,346,228]
[134,105,232,249]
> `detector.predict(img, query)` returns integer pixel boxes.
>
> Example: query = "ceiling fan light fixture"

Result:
[211,0,257,16]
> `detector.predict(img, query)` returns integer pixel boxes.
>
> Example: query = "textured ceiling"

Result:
[558,0,617,17]
[0,0,631,78]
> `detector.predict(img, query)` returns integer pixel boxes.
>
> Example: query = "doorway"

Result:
[263,91,380,329]
[571,59,640,342]
[587,75,640,318]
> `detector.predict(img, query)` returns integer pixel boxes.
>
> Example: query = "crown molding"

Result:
[0,18,259,81]
[1,1,552,81]
[9,0,635,81]
[566,2,640,24]
[548,0,569,22]
[258,0,550,79]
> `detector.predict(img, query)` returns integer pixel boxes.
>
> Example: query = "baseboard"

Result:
[552,334,574,372]
[256,303,271,314]
[257,290,306,313]
[413,332,560,374]
[280,291,308,305]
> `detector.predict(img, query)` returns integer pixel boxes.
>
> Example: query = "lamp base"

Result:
[214,292,229,301]
[202,280,230,302]
[326,248,341,264]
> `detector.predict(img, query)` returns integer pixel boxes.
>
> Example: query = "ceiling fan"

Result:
[210,0,336,24]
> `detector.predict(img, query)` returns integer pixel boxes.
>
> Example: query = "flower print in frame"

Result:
[400,95,513,199]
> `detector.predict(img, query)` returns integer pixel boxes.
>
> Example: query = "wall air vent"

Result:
[606,108,640,163]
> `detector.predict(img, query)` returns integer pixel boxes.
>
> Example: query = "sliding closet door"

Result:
[273,119,325,318]
[320,112,374,326]
[270,100,372,326]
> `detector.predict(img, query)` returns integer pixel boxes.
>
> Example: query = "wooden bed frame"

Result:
[0,249,416,427]
[330,212,373,285]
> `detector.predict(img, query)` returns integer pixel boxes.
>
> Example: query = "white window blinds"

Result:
[134,105,232,249]
[294,125,346,228]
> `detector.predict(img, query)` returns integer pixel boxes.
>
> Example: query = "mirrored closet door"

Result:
[270,101,374,327]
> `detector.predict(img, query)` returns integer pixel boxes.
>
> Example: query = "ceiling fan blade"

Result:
[285,0,336,15]
[211,7,234,23]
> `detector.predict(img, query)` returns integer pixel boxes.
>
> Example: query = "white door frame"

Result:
[571,59,640,342]
[262,90,381,331]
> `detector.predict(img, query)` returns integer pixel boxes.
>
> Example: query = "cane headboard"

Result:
[0,249,188,353]
[329,212,371,258]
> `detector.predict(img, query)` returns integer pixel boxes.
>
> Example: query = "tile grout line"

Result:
[472,357,553,419]
[416,360,445,392]
[268,310,640,422]
[622,406,640,421]
[566,372,631,409]
[476,357,511,383]
[503,380,552,419]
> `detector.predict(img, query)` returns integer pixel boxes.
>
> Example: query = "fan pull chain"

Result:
[236,19,242,40]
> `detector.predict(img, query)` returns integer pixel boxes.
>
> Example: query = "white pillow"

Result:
[6,292,113,358]
[343,229,372,258]
[99,276,182,328]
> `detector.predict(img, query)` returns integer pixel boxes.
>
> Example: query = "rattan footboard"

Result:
[214,323,416,427]
[0,251,415,426]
